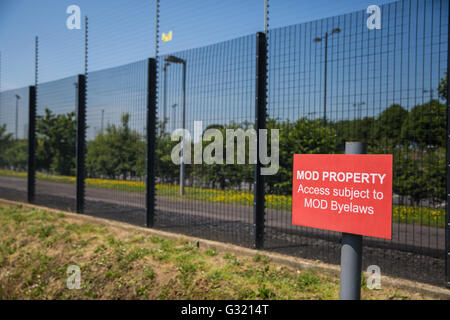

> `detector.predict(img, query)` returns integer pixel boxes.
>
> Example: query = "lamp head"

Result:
[313,37,322,42]
[164,55,185,64]
[332,28,341,34]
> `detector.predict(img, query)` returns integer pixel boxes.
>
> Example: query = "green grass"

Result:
[0,169,445,227]
[0,203,431,300]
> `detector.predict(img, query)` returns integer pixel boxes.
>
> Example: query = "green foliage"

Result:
[257,284,275,299]
[401,100,446,149]
[145,266,155,280]
[86,113,145,179]
[392,149,431,205]
[374,104,408,145]
[296,272,320,290]
[36,109,76,175]
[155,121,184,184]
[205,249,218,256]
[332,117,376,147]
[0,124,27,170]
[438,72,447,101]
[190,121,254,190]
[0,124,13,167]
[3,140,28,170]
[265,117,339,194]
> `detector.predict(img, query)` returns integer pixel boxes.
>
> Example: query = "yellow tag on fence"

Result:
[162,31,173,42]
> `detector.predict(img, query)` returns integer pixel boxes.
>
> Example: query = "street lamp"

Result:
[101,109,105,134]
[314,28,341,125]
[423,89,433,102]
[165,55,187,196]
[162,63,170,133]
[353,102,366,119]
[171,103,177,132]
[15,94,21,140]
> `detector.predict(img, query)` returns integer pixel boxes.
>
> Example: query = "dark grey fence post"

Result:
[340,141,365,300]
[446,0,450,288]
[27,85,36,203]
[254,32,267,249]
[146,58,157,228]
[76,74,86,213]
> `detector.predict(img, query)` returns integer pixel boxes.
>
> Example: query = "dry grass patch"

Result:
[0,204,438,300]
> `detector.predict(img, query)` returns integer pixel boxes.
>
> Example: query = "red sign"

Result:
[292,154,392,239]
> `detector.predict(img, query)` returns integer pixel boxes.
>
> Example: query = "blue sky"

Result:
[1,0,396,89]
[0,0,447,142]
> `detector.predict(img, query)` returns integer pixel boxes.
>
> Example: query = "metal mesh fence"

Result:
[34,76,78,212]
[154,35,257,247]
[265,0,448,286]
[0,0,448,287]
[0,87,29,203]
[157,0,263,55]
[84,60,148,225]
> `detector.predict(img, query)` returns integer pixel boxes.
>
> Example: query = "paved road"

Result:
[1,175,447,286]
[0,176,444,253]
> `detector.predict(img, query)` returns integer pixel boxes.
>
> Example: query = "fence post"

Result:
[76,74,86,213]
[446,0,450,288]
[254,32,267,249]
[27,85,36,203]
[340,142,365,300]
[146,58,157,228]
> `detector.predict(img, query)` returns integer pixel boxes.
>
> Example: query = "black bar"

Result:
[27,85,36,203]
[254,32,267,249]
[76,74,86,213]
[146,58,157,228]
[446,0,450,288]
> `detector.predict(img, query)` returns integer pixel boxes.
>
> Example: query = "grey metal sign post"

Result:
[339,141,365,300]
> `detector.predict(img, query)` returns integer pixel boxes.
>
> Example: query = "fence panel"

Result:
[154,35,257,247]
[33,76,78,211]
[0,87,29,203]
[84,60,148,225]
[265,0,448,286]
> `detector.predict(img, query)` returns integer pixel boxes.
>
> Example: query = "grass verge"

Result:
[0,203,436,300]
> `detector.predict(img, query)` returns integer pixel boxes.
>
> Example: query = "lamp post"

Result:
[15,94,21,140]
[314,28,341,125]
[164,55,186,195]
[423,89,433,102]
[171,103,177,132]
[101,109,104,134]
[162,62,170,133]
[353,102,366,119]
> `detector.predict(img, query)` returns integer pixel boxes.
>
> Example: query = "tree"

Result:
[190,122,254,190]
[86,113,145,179]
[374,104,408,146]
[332,117,375,149]
[3,140,28,170]
[36,109,77,175]
[438,72,447,101]
[0,124,13,167]
[265,118,339,194]
[155,120,184,184]
[389,147,445,205]
[400,100,446,149]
